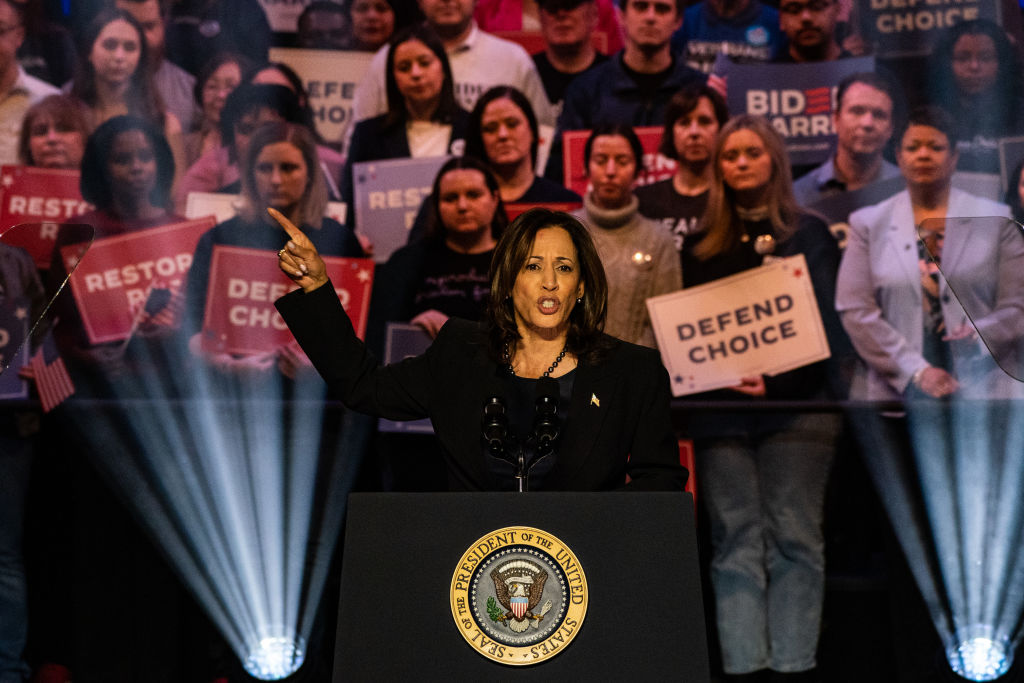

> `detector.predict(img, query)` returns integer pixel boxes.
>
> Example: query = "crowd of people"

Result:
[3,0,1024,681]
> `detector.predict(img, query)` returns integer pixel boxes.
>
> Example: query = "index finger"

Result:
[267,207,312,248]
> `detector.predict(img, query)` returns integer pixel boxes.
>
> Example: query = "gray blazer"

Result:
[835,188,1024,400]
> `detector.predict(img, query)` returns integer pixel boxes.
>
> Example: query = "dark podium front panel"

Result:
[334,492,709,681]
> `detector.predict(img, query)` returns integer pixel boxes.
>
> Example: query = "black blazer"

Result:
[341,109,471,206]
[276,283,686,492]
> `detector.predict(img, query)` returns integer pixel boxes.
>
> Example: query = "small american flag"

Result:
[21,334,74,412]
[131,280,186,330]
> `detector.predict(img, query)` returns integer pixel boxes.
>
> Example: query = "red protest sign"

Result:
[201,245,374,355]
[561,126,677,198]
[0,165,92,268]
[62,217,215,344]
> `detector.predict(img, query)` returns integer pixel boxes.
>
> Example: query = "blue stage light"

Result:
[947,625,1011,682]
[243,626,307,680]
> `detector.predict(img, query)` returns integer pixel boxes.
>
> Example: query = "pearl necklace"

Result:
[504,343,567,377]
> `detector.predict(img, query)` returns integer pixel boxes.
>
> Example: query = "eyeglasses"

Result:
[779,0,833,15]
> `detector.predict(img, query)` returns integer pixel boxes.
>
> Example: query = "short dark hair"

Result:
[244,61,307,100]
[485,208,611,364]
[584,123,645,179]
[429,155,508,241]
[466,86,539,170]
[659,83,728,159]
[618,0,684,17]
[243,62,324,142]
[383,24,460,130]
[835,71,903,128]
[219,83,304,156]
[80,115,175,210]
[898,105,959,150]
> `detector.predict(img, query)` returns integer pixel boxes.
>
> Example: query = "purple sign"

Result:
[727,56,874,167]
[353,156,449,263]
[0,298,29,399]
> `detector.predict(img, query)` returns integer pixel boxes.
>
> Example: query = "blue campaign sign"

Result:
[353,156,450,263]
[377,323,434,434]
[727,56,874,167]
[0,297,30,399]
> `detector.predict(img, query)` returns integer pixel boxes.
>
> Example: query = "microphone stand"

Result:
[481,381,561,492]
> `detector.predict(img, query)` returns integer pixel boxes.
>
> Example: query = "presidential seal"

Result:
[450,526,587,665]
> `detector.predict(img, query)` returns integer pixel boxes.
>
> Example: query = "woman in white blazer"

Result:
[835,106,1024,681]
[837,106,1024,402]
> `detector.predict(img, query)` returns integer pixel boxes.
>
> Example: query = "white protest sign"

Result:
[647,254,831,396]
[269,48,374,146]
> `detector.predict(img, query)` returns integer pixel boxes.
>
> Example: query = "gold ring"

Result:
[278,248,286,258]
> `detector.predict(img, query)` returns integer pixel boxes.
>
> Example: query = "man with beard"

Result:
[776,0,847,63]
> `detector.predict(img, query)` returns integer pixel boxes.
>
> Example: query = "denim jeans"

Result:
[0,436,31,683]
[696,411,839,674]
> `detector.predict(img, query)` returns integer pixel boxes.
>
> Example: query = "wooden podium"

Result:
[334,492,709,681]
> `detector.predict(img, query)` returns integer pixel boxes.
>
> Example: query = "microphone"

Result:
[533,377,560,458]
[482,397,509,458]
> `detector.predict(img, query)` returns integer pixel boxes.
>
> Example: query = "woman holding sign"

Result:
[273,207,685,492]
[341,25,469,212]
[49,115,184,376]
[183,121,364,378]
[368,156,507,345]
[837,106,1018,403]
[366,156,506,491]
[686,114,846,681]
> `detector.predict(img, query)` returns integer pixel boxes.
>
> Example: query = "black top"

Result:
[635,179,710,256]
[276,283,687,491]
[411,243,493,320]
[532,51,609,105]
[514,176,583,204]
[342,109,471,206]
[485,369,575,490]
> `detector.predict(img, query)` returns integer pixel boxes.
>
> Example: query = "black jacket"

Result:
[276,282,686,492]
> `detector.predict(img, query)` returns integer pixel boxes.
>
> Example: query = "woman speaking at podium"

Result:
[273,207,686,492]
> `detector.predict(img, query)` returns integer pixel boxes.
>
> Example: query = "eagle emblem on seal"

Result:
[488,560,553,633]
